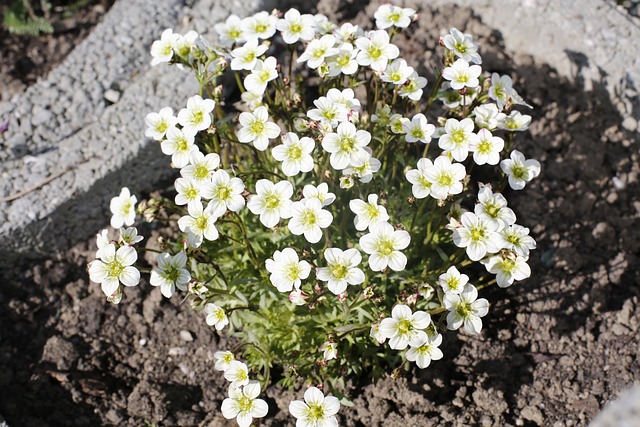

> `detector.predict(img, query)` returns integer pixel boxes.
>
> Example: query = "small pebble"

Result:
[180,330,194,342]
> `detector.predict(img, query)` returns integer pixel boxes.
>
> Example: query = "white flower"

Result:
[482,253,531,288]
[110,187,137,229]
[500,150,541,190]
[398,71,428,101]
[174,30,198,59]
[334,22,360,44]
[500,224,536,258]
[205,302,229,331]
[247,179,293,228]
[221,381,269,427]
[438,117,477,162]
[174,177,202,209]
[200,169,245,217]
[244,57,278,95]
[452,212,501,261]
[424,155,466,200]
[242,11,278,41]
[272,132,315,177]
[241,90,263,110]
[214,14,245,47]
[379,304,430,350]
[355,30,399,72]
[472,103,506,130]
[181,151,220,183]
[177,95,216,134]
[438,81,477,109]
[406,333,444,369]
[95,229,110,259]
[349,194,389,231]
[442,28,481,64]
[320,341,338,361]
[442,58,482,90]
[339,175,355,189]
[313,14,335,34]
[370,323,386,344]
[403,113,436,144]
[224,361,250,388]
[381,58,414,85]
[150,28,179,66]
[405,158,434,199]
[374,5,415,29]
[161,126,198,168]
[321,121,371,170]
[326,87,361,112]
[470,128,504,165]
[317,248,365,295]
[289,387,340,427]
[372,105,392,125]
[359,222,410,272]
[238,105,281,151]
[389,114,408,134]
[89,244,140,297]
[177,201,220,248]
[307,97,348,128]
[489,73,513,110]
[498,110,532,132]
[214,350,235,372]
[302,182,335,206]
[277,8,316,44]
[298,34,339,69]
[145,107,177,141]
[150,252,191,298]
[118,227,143,246]
[265,248,311,292]
[288,198,333,243]
[444,284,489,334]
[475,184,515,231]
[438,266,469,294]
[327,43,359,76]
[231,39,268,71]
[344,151,381,183]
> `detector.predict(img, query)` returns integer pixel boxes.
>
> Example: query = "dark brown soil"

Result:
[1,2,639,427]
[0,0,115,102]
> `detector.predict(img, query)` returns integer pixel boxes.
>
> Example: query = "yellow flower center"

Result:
[264,194,281,210]
[339,136,356,153]
[470,227,485,242]
[397,319,412,334]
[477,140,492,154]
[450,129,466,145]
[436,172,454,187]
[251,120,265,134]
[377,238,395,256]
[194,165,210,180]
[286,263,302,282]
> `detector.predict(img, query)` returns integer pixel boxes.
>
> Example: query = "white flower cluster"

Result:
[450,183,536,288]
[213,351,268,427]
[88,5,545,424]
[373,304,444,369]
[214,350,341,427]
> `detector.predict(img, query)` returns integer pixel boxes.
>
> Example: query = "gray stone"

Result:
[104,89,121,104]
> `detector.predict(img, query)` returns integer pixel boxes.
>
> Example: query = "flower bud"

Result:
[289,289,308,306]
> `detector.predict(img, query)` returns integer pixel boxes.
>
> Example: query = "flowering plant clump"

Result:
[89,5,540,424]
